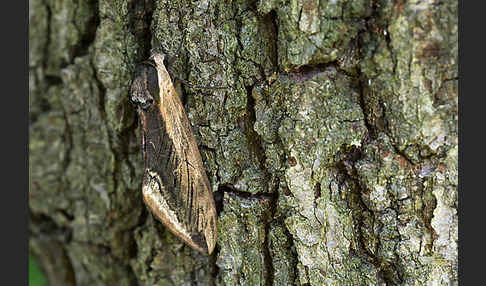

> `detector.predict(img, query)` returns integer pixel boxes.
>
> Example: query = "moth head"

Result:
[130,63,159,110]
[149,51,166,67]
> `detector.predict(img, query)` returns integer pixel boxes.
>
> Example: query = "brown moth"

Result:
[130,52,217,254]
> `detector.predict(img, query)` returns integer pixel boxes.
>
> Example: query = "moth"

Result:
[130,52,217,254]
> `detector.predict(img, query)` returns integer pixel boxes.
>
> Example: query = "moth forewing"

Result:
[142,173,213,254]
[132,52,217,255]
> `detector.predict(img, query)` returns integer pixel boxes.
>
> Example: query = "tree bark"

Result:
[29,0,458,285]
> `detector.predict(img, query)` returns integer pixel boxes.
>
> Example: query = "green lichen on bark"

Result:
[217,193,273,285]
[130,215,215,285]
[30,0,457,285]
[30,0,144,284]
[257,0,372,70]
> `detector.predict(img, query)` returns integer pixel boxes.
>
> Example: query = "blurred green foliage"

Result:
[29,255,48,286]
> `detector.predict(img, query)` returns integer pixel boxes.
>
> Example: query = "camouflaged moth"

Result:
[130,52,217,254]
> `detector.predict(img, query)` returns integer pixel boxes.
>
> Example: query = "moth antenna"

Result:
[140,60,156,68]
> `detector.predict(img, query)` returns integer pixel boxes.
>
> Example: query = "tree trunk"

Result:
[29,0,458,285]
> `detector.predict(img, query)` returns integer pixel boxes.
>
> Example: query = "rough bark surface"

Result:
[29,0,458,285]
